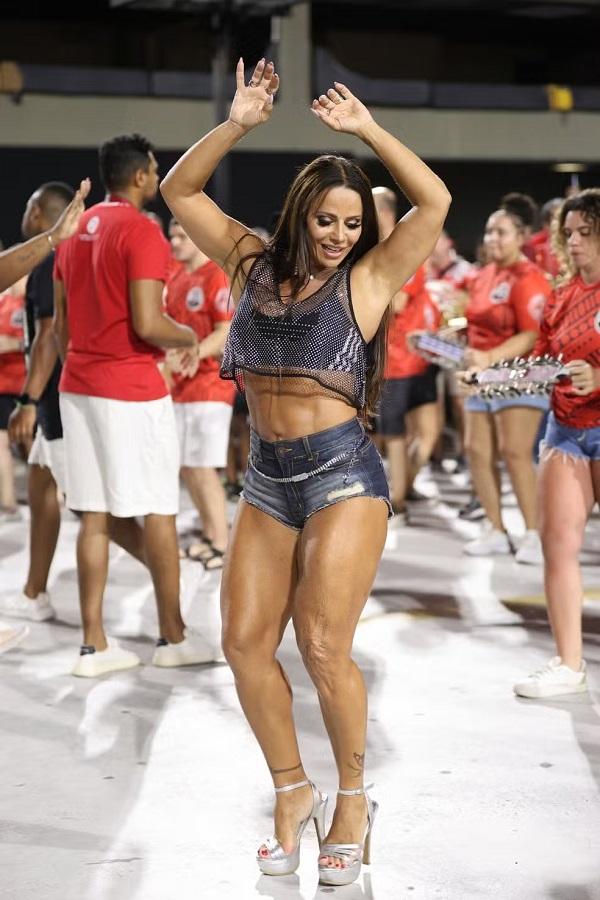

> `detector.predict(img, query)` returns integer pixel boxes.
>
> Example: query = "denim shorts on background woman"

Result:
[540,412,600,461]
[242,417,392,530]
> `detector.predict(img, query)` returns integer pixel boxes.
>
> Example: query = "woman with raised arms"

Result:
[161,57,450,886]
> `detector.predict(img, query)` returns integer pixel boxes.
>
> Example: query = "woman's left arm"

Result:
[312,84,451,339]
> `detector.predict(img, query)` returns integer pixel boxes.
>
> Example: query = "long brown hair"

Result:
[231,154,390,422]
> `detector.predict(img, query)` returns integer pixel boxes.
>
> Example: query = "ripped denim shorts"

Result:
[540,412,600,462]
[242,417,392,530]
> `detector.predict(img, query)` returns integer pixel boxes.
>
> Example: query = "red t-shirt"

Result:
[165,260,235,404]
[0,291,26,395]
[465,259,551,352]
[55,196,171,401]
[523,230,560,278]
[534,275,600,428]
[385,267,441,378]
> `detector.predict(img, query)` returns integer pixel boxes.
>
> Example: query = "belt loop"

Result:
[302,436,314,462]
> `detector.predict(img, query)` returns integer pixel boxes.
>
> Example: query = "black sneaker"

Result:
[458,497,485,521]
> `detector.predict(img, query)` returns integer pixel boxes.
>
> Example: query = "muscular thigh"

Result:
[537,454,594,537]
[292,498,388,649]
[221,500,300,650]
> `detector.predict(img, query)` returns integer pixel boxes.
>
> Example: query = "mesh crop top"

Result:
[220,253,368,408]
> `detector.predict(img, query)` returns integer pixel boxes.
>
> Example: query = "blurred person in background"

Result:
[426,228,476,478]
[161,58,450,885]
[54,133,221,677]
[165,218,234,570]
[373,187,441,521]
[514,190,600,698]
[523,197,562,278]
[0,179,90,653]
[1,183,74,623]
[461,194,552,563]
[427,227,473,285]
[0,272,27,520]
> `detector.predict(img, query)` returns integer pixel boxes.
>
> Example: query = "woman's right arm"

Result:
[160,58,280,290]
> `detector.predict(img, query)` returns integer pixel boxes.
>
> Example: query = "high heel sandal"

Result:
[257,779,328,877]
[318,783,378,886]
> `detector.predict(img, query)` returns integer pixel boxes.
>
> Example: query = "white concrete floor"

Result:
[1,468,600,900]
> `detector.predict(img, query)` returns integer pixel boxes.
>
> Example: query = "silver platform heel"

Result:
[257,779,328,876]
[318,783,378,886]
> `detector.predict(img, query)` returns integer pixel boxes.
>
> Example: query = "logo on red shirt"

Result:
[490,281,510,304]
[214,286,231,315]
[186,286,205,311]
[10,308,24,328]
[527,293,546,323]
[595,310,600,334]
[87,216,100,234]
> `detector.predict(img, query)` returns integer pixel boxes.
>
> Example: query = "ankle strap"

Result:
[338,782,374,796]
[274,779,310,794]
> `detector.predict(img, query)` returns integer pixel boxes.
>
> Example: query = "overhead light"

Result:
[551,162,588,173]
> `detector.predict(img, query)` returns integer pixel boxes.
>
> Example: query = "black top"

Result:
[24,253,62,441]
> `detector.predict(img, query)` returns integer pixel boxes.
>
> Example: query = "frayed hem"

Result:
[539,442,593,465]
[305,494,393,522]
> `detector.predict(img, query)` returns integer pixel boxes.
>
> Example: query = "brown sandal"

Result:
[186,534,213,561]
[202,547,225,571]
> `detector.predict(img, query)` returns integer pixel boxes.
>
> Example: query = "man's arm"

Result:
[8,317,59,445]
[53,278,69,362]
[0,178,91,292]
[197,320,230,359]
[130,280,198,349]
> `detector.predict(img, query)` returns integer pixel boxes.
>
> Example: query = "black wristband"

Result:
[17,393,39,408]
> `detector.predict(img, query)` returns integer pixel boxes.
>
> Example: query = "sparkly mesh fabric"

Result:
[221,254,367,408]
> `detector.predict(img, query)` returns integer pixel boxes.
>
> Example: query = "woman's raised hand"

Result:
[311,83,374,135]
[229,58,280,131]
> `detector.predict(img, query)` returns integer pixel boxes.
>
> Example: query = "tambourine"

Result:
[466,354,570,398]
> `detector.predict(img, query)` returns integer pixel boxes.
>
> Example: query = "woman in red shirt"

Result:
[514,189,600,698]
[462,199,552,562]
[0,276,27,520]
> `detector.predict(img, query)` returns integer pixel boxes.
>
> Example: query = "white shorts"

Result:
[28,432,67,495]
[59,392,179,517]
[174,401,233,468]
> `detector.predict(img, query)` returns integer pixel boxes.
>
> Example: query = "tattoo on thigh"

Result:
[348,752,365,777]
[269,762,302,775]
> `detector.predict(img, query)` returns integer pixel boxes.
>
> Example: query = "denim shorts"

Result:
[242,417,392,530]
[540,412,600,461]
[465,392,549,414]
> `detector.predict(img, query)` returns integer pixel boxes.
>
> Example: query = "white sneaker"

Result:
[0,590,55,621]
[515,529,544,565]
[464,525,512,557]
[72,638,141,678]
[514,656,587,699]
[152,627,224,667]
[0,623,29,654]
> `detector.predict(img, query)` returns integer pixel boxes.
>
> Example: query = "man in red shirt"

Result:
[54,133,221,676]
[165,219,234,569]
